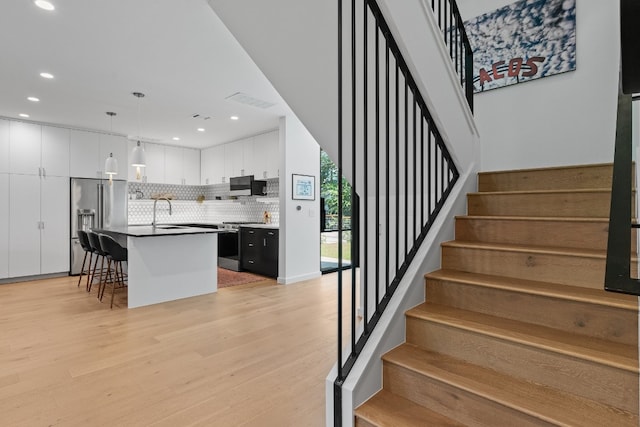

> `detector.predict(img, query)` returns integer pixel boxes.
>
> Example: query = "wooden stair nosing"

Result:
[383,343,638,427]
[477,162,613,177]
[425,269,639,311]
[354,389,465,427]
[456,214,611,223]
[469,188,613,196]
[441,240,609,259]
[406,302,638,373]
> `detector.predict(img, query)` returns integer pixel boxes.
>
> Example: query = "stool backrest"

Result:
[98,234,128,262]
[77,230,92,252]
[87,232,106,256]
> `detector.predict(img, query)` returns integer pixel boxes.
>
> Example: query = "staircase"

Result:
[355,164,640,426]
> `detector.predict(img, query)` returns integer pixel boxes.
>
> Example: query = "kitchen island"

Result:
[95,225,224,308]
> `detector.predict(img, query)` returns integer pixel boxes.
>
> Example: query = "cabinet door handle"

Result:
[263,238,266,246]
[42,167,46,178]
[248,243,254,247]
[248,231,254,234]
[248,260,255,264]
[268,232,274,236]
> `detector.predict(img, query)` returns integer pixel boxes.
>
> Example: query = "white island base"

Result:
[127,233,218,308]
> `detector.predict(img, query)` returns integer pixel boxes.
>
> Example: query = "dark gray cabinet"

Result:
[240,227,279,278]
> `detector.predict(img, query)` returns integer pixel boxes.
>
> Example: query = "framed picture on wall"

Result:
[292,174,315,200]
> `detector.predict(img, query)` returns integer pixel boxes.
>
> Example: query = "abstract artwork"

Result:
[464,0,576,93]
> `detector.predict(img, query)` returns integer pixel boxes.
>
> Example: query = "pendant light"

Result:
[131,92,146,180]
[104,112,118,184]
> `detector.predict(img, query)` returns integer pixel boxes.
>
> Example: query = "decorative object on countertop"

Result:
[197,195,205,203]
[263,210,271,224]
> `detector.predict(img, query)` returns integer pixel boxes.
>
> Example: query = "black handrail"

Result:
[333,0,469,424]
[604,79,638,295]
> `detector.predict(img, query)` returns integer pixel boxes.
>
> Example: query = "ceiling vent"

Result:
[225,92,276,109]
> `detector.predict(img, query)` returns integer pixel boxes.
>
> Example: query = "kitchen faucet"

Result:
[152,197,172,227]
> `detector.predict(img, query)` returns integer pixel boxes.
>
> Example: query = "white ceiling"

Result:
[0,0,287,149]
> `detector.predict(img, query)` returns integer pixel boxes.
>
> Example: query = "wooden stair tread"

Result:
[407,302,638,372]
[426,269,639,310]
[469,188,612,196]
[384,343,638,427]
[355,389,464,427]
[478,162,613,176]
[457,215,611,223]
[441,240,608,258]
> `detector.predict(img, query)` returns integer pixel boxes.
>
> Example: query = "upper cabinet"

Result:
[9,122,70,177]
[128,143,199,185]
[42,126,70,177]
[201,145,225,185]
[200,130,280,185]
[0,119,9,174]
[9,121,41,175]
[70,130,100,178]
[183,148,201,185]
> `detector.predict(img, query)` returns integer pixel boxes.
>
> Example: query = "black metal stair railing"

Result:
[604,82,639,295]
[333,0,471,424]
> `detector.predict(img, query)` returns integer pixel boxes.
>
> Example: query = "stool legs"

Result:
[77,250,89,288]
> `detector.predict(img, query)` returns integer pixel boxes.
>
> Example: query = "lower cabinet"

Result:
[240,227,279,278]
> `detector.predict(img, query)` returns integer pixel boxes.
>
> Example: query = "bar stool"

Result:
[87,231,109,293]
[77,230,94,289]
[98,234,128,309]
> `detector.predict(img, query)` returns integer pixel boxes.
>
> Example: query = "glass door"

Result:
[320,150,352,273]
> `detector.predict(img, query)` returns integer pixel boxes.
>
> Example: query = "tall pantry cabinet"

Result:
[0,120,8,279]
[5,120,70,278]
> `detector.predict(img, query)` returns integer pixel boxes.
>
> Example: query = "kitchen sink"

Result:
[155,225,187,230]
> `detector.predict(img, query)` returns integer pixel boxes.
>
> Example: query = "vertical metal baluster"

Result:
[412,95,417,244]
[395,59,400,276]
[385,38,390,291]
[420,115,425,228]
[335,0,344,423]
[375,22,380,309]
[363,0,369,332]
[350,0,357,360]
[404,79,408,258]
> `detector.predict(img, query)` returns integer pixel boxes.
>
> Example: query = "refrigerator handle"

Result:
[97,183,104,229]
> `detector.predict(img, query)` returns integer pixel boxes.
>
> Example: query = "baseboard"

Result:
[0,271,69,285]
[277,270,322,284]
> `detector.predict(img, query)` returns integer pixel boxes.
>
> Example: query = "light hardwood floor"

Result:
[1,272,351,426]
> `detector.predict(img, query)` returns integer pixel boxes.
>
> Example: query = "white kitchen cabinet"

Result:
[0,120,9,174]
[9,174,41,277]
[254,130,280,179]
[40,176,69,274]
[142,143,165,184]
[241,138,255,177]
[41,126,70,177]
[225,142,243,179]
[201,144,226,184]
[0,174,8,278]
[99,134,127,180]
[70,130,101,178]
[164,145,183,185]
[9,121,41,175]
[183,147,201,185]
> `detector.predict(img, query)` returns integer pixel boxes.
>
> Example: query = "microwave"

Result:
[229,175,267,196]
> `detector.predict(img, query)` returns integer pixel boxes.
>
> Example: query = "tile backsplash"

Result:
[127,179,279,225]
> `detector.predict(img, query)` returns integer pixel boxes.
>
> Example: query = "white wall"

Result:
[457,0,620,171]
[278,114,321,284]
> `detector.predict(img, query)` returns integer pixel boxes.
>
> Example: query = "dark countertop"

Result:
[238,223,279,230]
[94,225,227,238]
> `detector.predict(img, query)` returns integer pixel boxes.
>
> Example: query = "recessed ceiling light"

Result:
[27,97,40,102]
[172,137,180,141]
[230,116,239,121]
[197,128,205,132]
[40,72,54,79]
[19,113,30,118]
[35,0,55,11]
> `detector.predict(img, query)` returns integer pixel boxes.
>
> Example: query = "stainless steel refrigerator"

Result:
[70,178,127,275]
